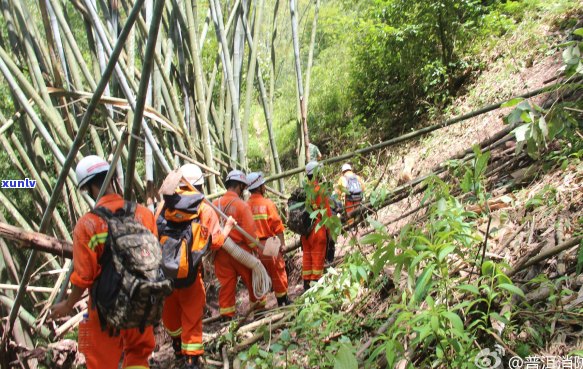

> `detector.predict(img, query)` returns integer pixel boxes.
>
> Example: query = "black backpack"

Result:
[286,188,313,236]
[157,194,211,289]
[90,202,172,333]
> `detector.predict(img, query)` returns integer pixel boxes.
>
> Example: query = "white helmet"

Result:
[341,163,352,172]
[247,172,265,191]
[225,169,248,185]
[180,163,204,186]
[76,155,110,188]
[306,161,320,176]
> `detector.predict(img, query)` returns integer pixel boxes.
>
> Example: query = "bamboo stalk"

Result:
[303,0,320,119]
[289,0,310,163]
[185,0,217,193]
[210,0,246,166]
[124,0,166,199]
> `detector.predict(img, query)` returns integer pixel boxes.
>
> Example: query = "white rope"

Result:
[222,237,271,299]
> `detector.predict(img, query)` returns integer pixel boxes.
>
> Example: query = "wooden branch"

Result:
[0,221,72,258]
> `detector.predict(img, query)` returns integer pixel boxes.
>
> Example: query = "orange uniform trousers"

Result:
[162,270,205,356]
[214,248,265,316]
[81,300,154,369]
[258,248,288,298]
[301,222,328,281]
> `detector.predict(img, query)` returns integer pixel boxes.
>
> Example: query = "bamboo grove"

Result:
[0,0,320,359]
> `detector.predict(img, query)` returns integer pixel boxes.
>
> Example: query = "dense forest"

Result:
[0,0,582,368]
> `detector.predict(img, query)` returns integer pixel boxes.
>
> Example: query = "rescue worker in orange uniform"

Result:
[301,161,332,291]
[213,170,264,318]
[246,172,290,306]
[335,163,365,219]
[50,156,156,369]
[159,164,235,369]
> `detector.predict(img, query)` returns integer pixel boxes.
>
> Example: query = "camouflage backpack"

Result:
[286,187,312,236]
[91,202,172,333]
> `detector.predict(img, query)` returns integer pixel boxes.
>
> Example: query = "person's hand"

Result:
[50,300,73,320]
[222,216,236,237]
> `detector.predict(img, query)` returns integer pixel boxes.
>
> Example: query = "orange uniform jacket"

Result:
[301,181,332,281]
[161,189,225,356]
[247,193,288,298]
[213,191,262,316]
[71,193,156,369]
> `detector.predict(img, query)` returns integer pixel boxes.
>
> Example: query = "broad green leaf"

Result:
[270,343,284,353]
[498,283,525,298]
[513,124,529,142]
[431,315,439,332]
[443,311,464,332]
[334,344,358,369]
[501,97,524,108]
[573,28,583,37]
[413,264,435,303]
[438,245,456,262]
[481,260,495,276]
[456,284,480,295]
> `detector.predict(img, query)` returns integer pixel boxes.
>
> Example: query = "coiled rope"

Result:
[222,237,271,299]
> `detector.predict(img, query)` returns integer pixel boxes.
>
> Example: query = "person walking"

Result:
[335,163,365,220]
[213,170,265,318]
[301,161,332,291]
[50,155,158,369]
[246,172,289,306]
[159,164,235,369]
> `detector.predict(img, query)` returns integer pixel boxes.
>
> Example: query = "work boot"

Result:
[219,315,233,323]
[277,295,290,306]
[303,280,311,292]
[171,338,185,366]
[184,355,202,369]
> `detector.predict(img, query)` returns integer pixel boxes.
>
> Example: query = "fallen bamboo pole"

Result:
[264,83,563,183]
[0,221,73,258]
[0,284,70,294]
[508,236,583,277]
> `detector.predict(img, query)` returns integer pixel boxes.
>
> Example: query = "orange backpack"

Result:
[157,196,210,288]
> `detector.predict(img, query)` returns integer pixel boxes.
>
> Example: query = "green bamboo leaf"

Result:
[574,28,583,37]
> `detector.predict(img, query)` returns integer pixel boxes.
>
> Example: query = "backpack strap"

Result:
[91,206,114,220]
[122,201,137,217]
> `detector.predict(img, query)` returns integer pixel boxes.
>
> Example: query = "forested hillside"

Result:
[0,0,581,368]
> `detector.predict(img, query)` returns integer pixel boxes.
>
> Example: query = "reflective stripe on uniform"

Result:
[182,342,204,352]
[87,232,108,250]
[124,366,148,369]
[220,306,236,315]
[312,269,323,276]
[165,326,182,338]
[253,214,269,221]
[275,291,288,298]
[302,270,312,276]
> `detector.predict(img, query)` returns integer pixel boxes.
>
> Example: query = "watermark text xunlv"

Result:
[1,178,37,189]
